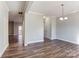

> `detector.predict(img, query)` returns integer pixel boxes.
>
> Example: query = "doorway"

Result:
[43,16,51,42]
[9,21,24,46]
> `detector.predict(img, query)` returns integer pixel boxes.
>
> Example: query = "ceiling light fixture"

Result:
[59,4,68,21]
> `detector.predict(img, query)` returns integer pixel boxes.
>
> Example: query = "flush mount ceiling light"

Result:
[43,16,49,20]
[18,12,23,15]
[43,16,46,19]
[59,4,68,21]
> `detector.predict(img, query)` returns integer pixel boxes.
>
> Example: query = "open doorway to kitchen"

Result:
[43,16,52,42]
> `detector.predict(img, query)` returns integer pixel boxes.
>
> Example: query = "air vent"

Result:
[18,12,23,14]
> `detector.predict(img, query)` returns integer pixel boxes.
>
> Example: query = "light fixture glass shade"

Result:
[59,4,68,21]
[59,17,68,21]
[59,17,64,20]
[64,17,68,20]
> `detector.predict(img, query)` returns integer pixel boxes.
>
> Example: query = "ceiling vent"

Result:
[18,12,23,15]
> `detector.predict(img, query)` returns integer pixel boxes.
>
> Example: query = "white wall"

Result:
[51,16,56,39]
[0,2,9,57]
[56,12,79,44]
[24,11,44,45]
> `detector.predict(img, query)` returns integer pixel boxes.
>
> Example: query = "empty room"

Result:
[1,0,79,58]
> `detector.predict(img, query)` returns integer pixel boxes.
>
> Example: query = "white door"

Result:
[18,26,22,44]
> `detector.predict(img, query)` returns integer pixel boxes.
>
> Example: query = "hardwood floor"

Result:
[2,39,79,58]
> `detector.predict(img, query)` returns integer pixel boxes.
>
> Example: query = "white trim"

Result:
[28,39,44,44]
[57,38,79,45]
[28,11,44,16]
[0,43,9,57]
[24,38,79,46]
[25,39,44,46]
[25,2,33,13]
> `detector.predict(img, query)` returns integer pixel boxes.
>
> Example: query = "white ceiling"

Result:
[29,1,79,17]
[6,1,79,22]
[6,1,26,23]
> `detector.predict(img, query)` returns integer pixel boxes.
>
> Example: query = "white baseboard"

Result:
[57,38,79,45]
[0,43,8,57]
[25,39,44,46]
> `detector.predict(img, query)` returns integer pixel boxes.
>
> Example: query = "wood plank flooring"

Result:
[2,39,79,58]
